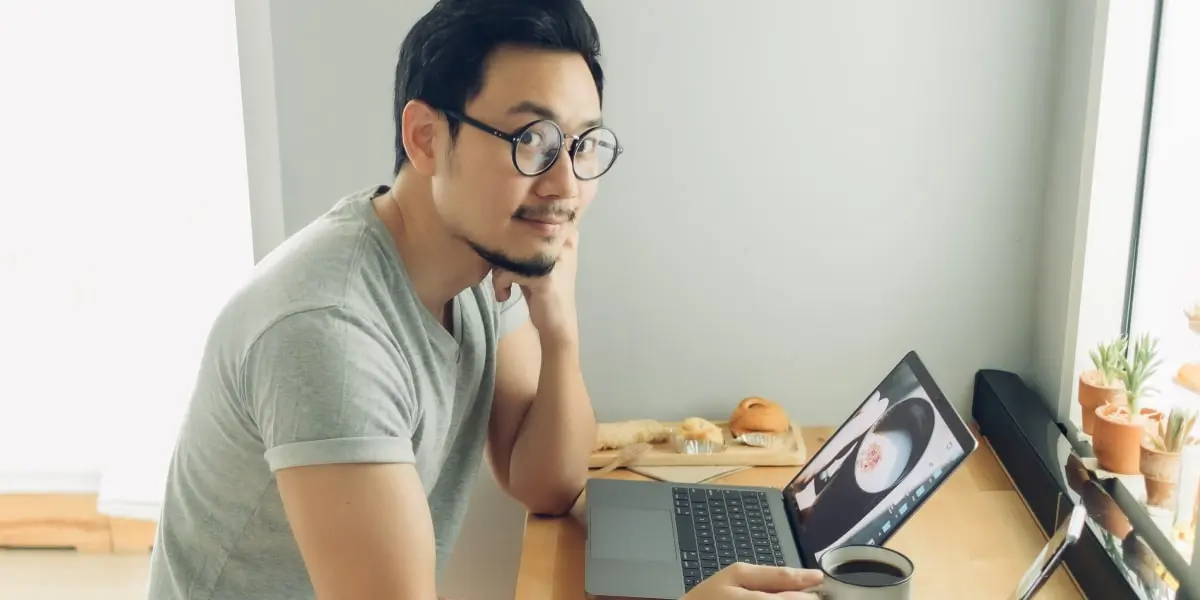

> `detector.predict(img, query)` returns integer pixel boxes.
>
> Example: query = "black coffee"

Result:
[829,559,906,586]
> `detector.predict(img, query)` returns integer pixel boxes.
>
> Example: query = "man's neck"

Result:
[372,173,491,319]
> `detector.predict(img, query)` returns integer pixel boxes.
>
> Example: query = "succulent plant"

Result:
[1148,405,1198,453]
[1117,333,1163,416]
[1089,336,1128,387]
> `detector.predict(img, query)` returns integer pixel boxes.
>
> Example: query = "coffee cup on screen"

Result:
[813,545,913,599]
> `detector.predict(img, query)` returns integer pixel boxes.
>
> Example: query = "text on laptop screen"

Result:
[783,358,969,562]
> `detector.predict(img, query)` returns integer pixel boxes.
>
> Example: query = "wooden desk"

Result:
[516,428,1084,599]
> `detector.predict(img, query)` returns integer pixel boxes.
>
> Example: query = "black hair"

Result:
[392,0,604,175]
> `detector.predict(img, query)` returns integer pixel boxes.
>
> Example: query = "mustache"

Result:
[513,205,576,223]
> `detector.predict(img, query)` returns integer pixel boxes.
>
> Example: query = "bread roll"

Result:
[594,419,670,451]
[729,396,790,436]
[1178,363,1200,394]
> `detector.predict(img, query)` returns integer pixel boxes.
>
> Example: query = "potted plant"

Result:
[1093,333,1164,474]
[1080,336,1128,434]
[1141,406,1197,508]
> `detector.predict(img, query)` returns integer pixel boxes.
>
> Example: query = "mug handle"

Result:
[809,580,832,599]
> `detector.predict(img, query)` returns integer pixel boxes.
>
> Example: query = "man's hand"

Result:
[492,228,580,346]
[681,563,824,599]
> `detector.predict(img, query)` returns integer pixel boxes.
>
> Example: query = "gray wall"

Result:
[236,1,1093,597]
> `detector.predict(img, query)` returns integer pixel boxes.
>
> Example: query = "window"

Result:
[1125,1,1200,418]
[0,1,253,519]
[1123,0,1200,567]
[1065,0,1200,578]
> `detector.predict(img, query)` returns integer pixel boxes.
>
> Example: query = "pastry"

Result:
[593,419,670,451]
[1178,363,1200,394]
[679,417,724,444]
[729,396,790,436]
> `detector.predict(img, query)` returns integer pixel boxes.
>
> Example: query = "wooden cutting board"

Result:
[588,420,807,468]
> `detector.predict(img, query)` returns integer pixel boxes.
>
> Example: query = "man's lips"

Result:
[518,216,568,225]
[515,215,569,235]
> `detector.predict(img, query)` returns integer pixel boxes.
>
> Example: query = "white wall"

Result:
[238,1,1088,597]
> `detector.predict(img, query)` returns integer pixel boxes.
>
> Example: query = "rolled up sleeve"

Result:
[241,306,419,472]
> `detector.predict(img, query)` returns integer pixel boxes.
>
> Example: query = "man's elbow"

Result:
[511,479,585,516]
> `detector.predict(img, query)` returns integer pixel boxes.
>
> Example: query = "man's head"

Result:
[393,0,616,277]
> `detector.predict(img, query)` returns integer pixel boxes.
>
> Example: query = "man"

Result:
[147,1,822,598]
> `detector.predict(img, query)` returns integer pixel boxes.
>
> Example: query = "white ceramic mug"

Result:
[814,545,914,600]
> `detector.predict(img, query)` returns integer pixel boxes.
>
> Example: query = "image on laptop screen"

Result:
[783,355,973,562]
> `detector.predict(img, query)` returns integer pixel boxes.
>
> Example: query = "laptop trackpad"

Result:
[591,507,677,562]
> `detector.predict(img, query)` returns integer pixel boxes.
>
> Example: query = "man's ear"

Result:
[400,100,443,176]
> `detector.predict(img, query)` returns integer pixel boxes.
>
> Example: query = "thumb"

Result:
[724,563,823,592]
[492,270,515,302]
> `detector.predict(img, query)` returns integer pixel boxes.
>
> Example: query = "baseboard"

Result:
[0,493,155,554]
[0,471,102,494]
[97,499,161,522]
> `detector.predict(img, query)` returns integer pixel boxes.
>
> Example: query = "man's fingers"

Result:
[738,592,822,600]
[492,271,514,302]
[723,586,822,600]
[724,563,823,592]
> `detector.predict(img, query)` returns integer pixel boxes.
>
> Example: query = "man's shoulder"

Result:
[210,187,403,354]
[251,186,390,296]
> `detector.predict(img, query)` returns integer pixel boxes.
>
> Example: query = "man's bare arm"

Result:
[277,462,438,600]
[487,319,596,515]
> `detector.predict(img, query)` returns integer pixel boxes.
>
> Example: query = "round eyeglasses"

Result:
[442,109,623,180]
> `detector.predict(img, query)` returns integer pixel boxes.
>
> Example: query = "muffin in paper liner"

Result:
[670,422,726,455]
[673,435,726,455]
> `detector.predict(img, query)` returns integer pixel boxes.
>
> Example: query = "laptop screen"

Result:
[782,352,977,565]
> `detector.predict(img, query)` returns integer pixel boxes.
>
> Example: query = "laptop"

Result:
[584,351,979,599]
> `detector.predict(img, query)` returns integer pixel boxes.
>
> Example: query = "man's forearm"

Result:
[508,338,596,515]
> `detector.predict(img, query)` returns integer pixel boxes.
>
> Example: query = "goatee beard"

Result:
[467,241,556,278]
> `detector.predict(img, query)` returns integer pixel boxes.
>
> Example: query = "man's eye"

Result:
[519,131,545,146]
[575,139,596,154]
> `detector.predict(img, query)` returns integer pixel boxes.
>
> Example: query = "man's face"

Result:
[430,46,603,277]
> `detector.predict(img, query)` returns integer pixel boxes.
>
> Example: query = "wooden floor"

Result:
[0,550,150,599]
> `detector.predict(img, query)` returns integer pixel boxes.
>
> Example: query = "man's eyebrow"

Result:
[506,100,603,129]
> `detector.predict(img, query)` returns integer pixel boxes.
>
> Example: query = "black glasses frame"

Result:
[440,109,622,181]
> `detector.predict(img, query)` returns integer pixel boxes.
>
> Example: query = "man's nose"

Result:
[535,148,580,200]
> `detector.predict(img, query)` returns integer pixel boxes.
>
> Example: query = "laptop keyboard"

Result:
[672,487,786,591]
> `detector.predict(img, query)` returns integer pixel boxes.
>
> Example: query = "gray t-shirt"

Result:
[146,185,528,599]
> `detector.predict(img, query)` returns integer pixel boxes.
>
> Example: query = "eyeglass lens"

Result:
[514,121,619,180]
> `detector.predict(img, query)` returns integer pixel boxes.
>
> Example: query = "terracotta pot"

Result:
[1078,371,1126,435]
[1092,405,1161,474]
[1140,444,1181,508]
